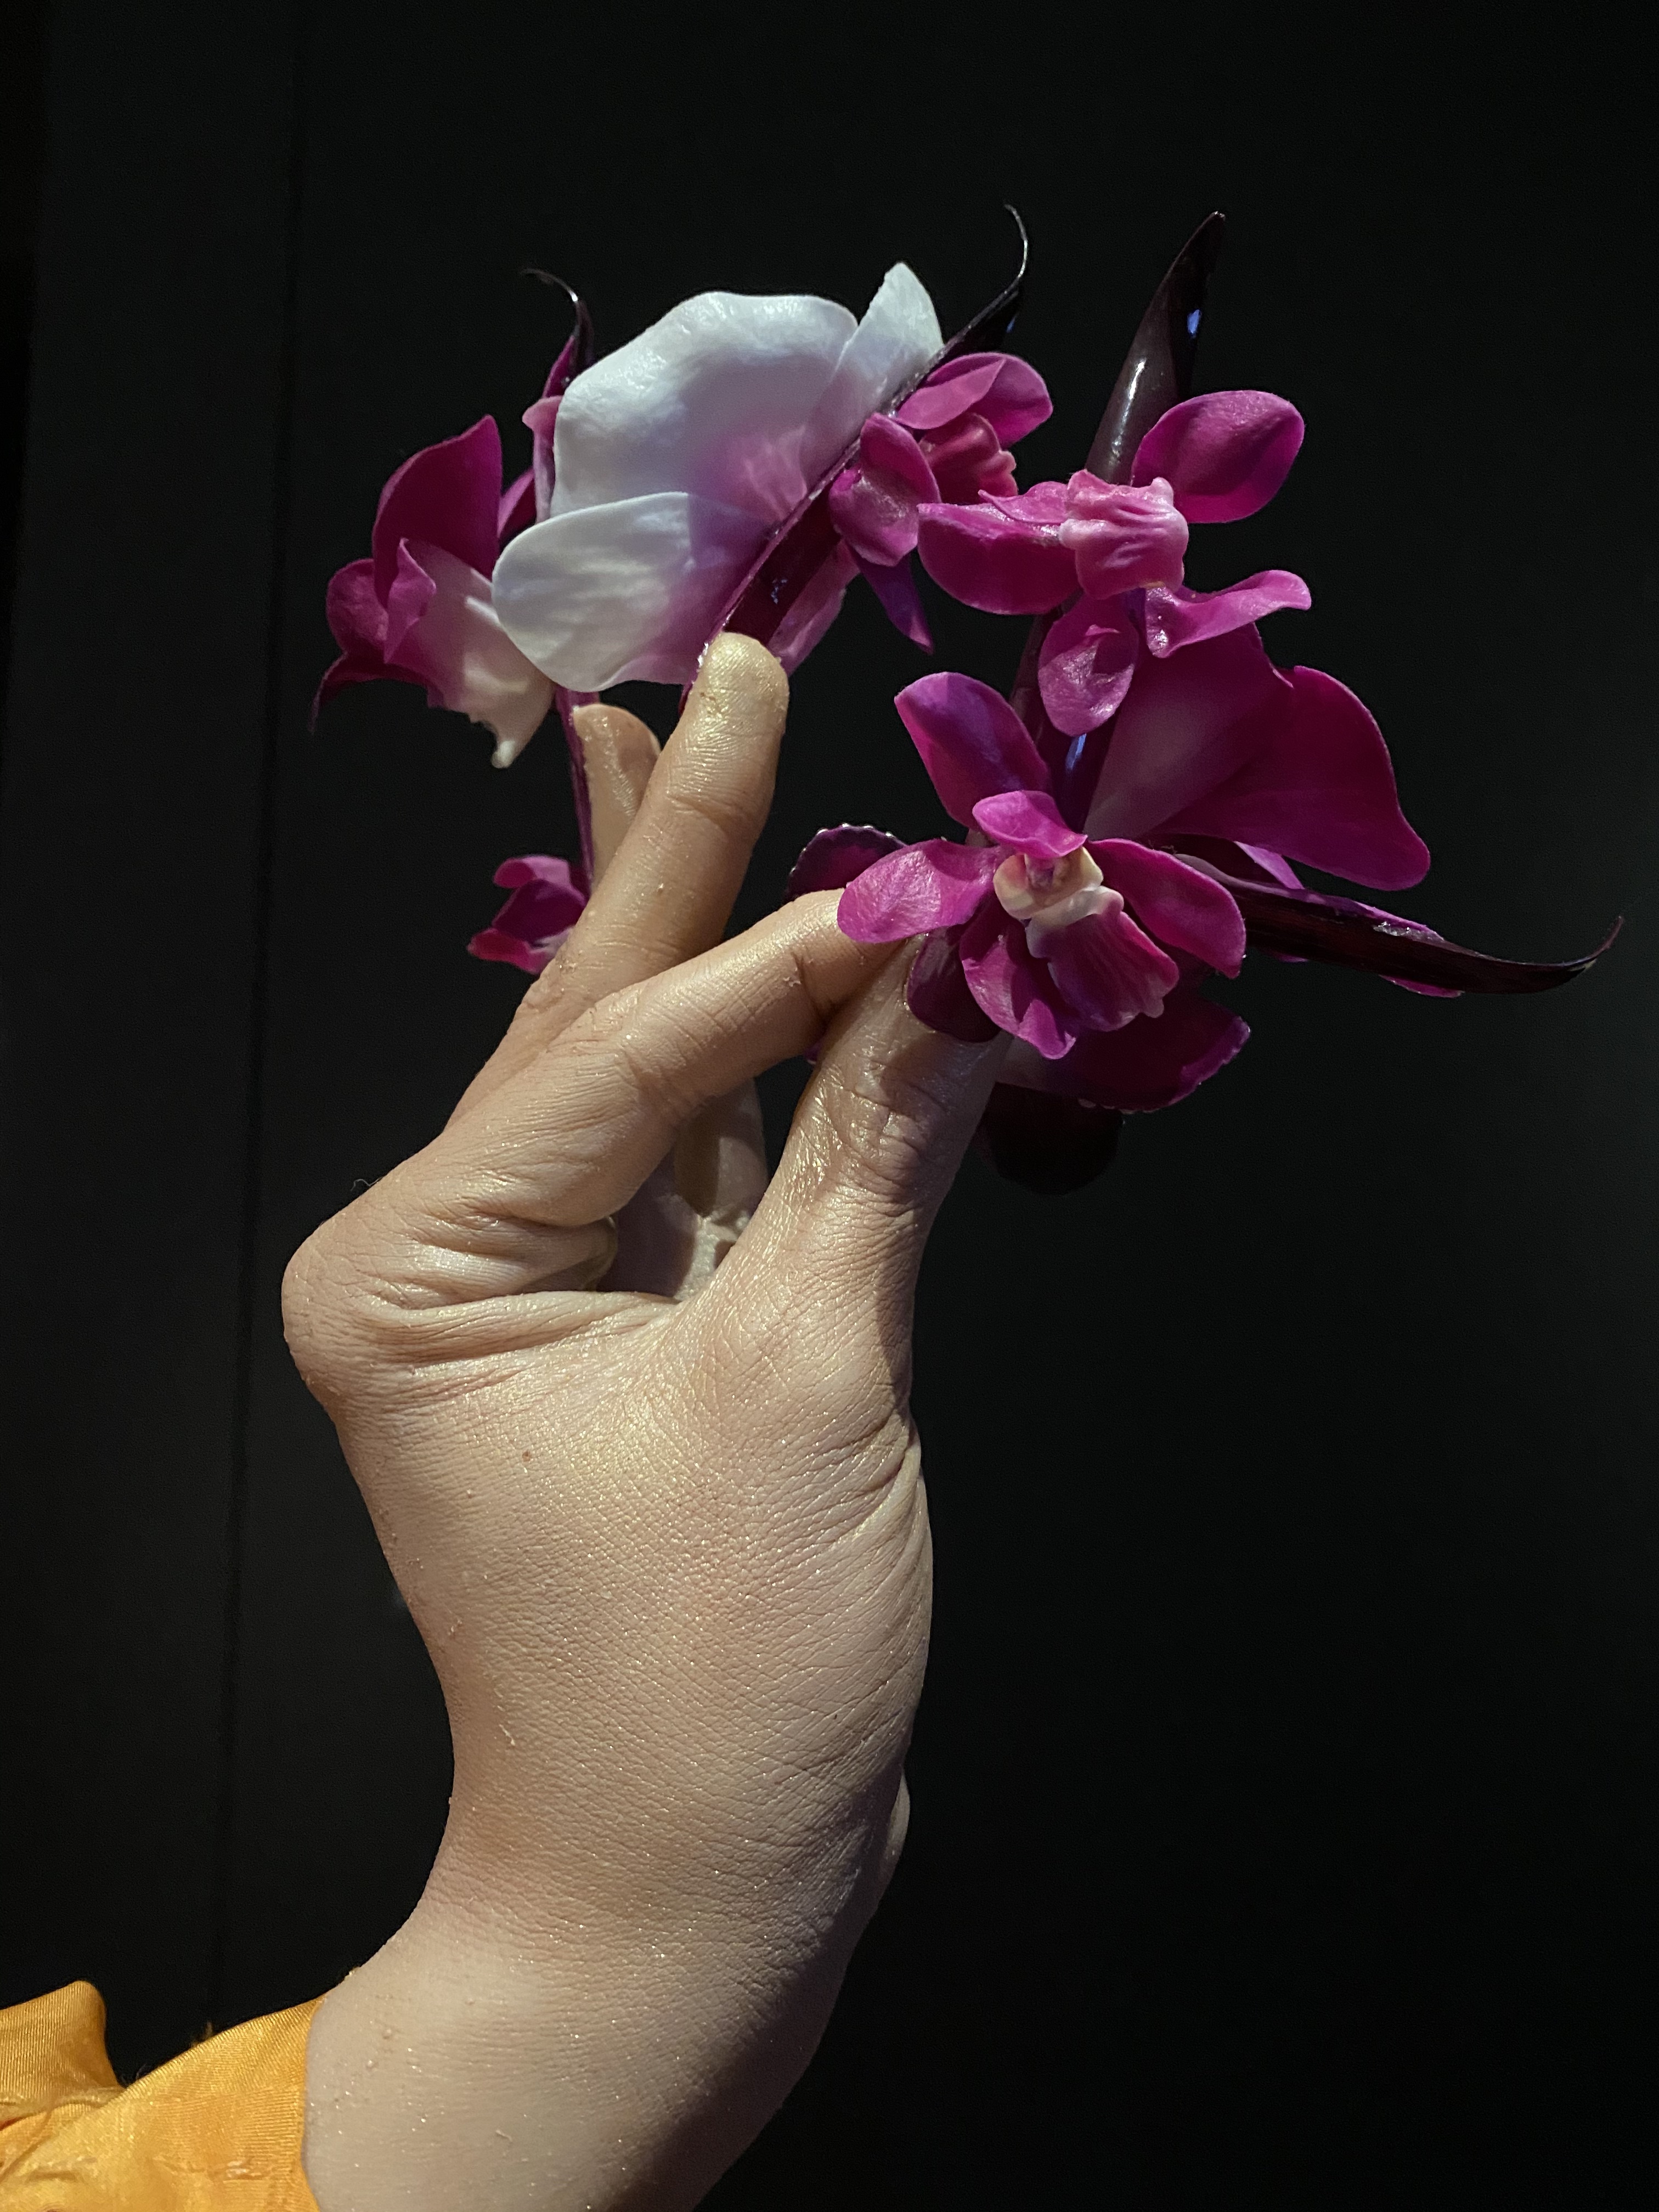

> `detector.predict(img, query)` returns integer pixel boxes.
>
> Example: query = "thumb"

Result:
[714,946,1007,1376]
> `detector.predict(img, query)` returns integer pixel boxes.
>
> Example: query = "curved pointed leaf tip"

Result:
[1230,882,1621,994]
[1087,212,1225,484]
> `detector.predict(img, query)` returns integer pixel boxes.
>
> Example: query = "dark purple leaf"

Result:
[786,823,906,899]
[1230,879,1620,993]
[1086,211,1225,485]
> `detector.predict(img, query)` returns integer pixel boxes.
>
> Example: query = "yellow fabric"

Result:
[0,1983,320,2210]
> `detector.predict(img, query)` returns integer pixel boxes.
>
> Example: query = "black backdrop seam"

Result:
[206,0,312,2032]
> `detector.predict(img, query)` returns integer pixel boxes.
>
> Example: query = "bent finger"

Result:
[371,897,896,1305]
[461,635,788,1111]
[713,949,1007,1378]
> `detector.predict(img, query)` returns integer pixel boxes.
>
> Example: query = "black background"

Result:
[2,4,1656,2205]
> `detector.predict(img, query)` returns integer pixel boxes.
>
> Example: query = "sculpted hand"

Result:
[283,636,1006,2211]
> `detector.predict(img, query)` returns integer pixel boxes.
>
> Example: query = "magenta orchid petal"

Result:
[1011,985,1250,1111]
[828,412,939,565]
[1142,570,1311,656]
[1131,390,1305,523]
[1058,473,1189,598]
[895,671,1053,825]
[906,927,1000,1042]
[919,414,1018,505]
[312,559,421,722]
[972,789,1086,857]
[896,354,1004,429]
[897,352,1052,443]
[854,551,933,649]
[770,541,857,673]
[382,540,555,766]
[1170,836,1305,890]
[1155,661,1431,890]
[467,852,588,975]
[1088,839,1246,974]
[980,481,1069,528]
[837,839,1001,940]
[1037,594,1141,738]
[498,468,537,544]
[915,501,1075,615]
[958,903,1079,1059]
[787,823,906,899]
[371,416,503,597]
[1043,905,1182,1031]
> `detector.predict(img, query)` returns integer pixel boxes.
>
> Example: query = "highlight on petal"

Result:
[898,351,1052,443]
[972,789,1086,858]
[1037,595,1141,738]
[828,413,938,566]
[1142,571,1311,657]
[1058,473,1188,598]
[837,839,1000,940]
[551,291,857,523]
[1088,839,1245,974]
[1043,904,1181,1030]
[1131,390,1305,523]
[787,823,906,900]
[383,541,555,765]
[958,902,1079,1058]
[494,491,760,690]
[895,670,1052,826]
[373,417,503,597]
[916,500,1075,614]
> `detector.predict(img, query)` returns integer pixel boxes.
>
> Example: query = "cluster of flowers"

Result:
[318,232,1606,1177]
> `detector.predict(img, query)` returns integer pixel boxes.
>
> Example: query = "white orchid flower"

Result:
[491,266,943,692]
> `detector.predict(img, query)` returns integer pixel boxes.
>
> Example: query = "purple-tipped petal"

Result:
[907,927,1000,1042]
[1058,473,1188,598]
[371,416,503,596]
[895,671,1053,825]
[1088,839,1245,974]
[972,789,1086,858]
[855,551,933,648]
[1037,595,1141,738]
[828,414,939,566]
[837,839,1000,941]
[1131,391,1305,524]
[1044,905,1181,1031]
[915,501,1075,615]
[960,903,1079,1058]
[787,823,907,899]
[1142,571,1311,657]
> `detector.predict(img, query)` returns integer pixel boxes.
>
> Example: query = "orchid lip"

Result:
[994,845,1118,957]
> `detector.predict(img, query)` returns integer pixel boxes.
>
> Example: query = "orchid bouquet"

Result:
[317,217,1611,1192]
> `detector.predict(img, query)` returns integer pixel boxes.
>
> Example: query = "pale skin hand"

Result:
[285,635,1006,2211]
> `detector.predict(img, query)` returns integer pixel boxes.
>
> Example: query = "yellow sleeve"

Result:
[0,1982,320,2210]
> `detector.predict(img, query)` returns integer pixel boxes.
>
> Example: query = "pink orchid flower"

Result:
[826,352,1052,648]
[314,415,556,768]
[916,387,1312,738]
[833,634,1426,1101]
[466,854,589,975]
